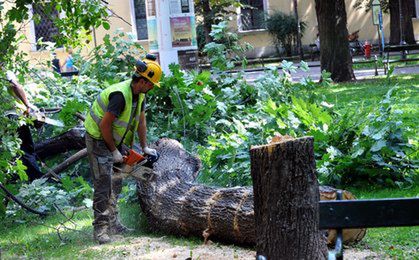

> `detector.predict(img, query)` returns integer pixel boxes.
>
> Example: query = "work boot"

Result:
[93,225,111,244]
[110,218,134,235]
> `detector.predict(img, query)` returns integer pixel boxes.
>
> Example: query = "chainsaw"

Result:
[29,110,64,127]
[113,149,159,181]
[5,108,64,127]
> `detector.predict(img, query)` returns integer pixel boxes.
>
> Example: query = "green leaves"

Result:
[203,21,252,72]
[266,11,306,56]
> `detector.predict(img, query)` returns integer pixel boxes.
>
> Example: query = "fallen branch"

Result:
[43,148,88,179]
[0,182,48,216]
[35,128,85,160]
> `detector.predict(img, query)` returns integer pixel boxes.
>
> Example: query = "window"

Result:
[239,0,266,31]
[32,2,60,50]
[133,0,148,40]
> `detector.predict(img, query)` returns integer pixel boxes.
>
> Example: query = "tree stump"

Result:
[250,137,328,259]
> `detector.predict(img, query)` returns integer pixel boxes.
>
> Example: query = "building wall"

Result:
[5,0,419,63]
[5,0,150,66]
[237,0,394,58]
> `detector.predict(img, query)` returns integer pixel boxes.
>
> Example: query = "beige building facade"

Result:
[5,0,419,62]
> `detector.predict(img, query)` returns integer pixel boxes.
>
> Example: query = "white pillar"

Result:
[155,0,178,74]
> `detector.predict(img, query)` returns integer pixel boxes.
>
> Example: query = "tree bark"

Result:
[389,0,416,44]
[136,138,366,246]
[390,0,400,44]
[315,0,355,82]
[402,0,416,44]
[201,0,212,45]
[250,137,327,259]
[293,0,304,60]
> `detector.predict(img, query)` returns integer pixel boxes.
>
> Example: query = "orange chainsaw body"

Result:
[123,149,146,166]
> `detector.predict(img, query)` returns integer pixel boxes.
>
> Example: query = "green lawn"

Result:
[316,73,419,134]
[0,202,203,259]
[1,186,418,259]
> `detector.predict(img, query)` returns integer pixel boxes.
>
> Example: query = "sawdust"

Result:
[82,235,383,259]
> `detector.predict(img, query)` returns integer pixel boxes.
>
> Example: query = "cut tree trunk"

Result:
[136,138,366,246]
[315,0,355,82]
[250,137,327,259]
[33,131,365,246]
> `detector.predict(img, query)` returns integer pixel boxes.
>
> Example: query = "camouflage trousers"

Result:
[85,134,123,229]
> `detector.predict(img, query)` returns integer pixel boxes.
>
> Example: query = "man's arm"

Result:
[99,112,118,152]
[9,79,31,111]
[138,110,147,150]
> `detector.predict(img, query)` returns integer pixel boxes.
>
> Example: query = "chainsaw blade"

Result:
[41,117,64,127]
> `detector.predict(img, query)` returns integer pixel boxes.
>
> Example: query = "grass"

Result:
[1,186,418,259]
[316,73,419,134]
[0,202,203,259]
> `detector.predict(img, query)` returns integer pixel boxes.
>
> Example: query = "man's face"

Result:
[132,78,154,95]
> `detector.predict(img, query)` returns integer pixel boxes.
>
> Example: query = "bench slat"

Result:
[384,44,419,52]
[319,198,419,229]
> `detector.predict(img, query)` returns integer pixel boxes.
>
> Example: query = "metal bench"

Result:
[60,71,79,77]
[319,191,419,260]
[383,44,419,74]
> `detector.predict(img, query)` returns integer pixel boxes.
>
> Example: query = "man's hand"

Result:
[144,146,157,156]
[112,149,124,163]
[24,104,39,116]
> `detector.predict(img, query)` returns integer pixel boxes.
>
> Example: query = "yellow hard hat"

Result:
[134,54,162,87]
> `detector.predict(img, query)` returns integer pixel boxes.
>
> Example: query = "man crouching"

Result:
[84,55,162,244]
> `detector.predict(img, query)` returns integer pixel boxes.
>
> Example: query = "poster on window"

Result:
[147,18,158,51]
[170,16,197,48]
[169,0,181,15]
[169,0,190,15]
[146,0,156,16]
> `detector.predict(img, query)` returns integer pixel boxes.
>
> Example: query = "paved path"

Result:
[242,65,419,83]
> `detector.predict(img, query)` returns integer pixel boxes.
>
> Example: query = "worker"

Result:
[84,55,162,244]
[2,67,43,181]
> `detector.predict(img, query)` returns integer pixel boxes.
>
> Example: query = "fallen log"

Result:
[136,138,366,246]
[35,128,85,160]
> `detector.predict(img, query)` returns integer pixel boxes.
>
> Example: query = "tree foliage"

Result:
[266,11,306,57]
[0,0,110,217]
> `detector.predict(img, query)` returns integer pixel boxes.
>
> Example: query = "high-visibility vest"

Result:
[84,80,144,147]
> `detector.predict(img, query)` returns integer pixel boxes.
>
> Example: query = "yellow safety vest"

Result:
[84,80,144,147]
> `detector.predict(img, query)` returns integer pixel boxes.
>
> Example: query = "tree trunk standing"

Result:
[402,0,416,44]
[390,0,400,44]
[250,137,328,259]
[389,0,416,44]
[315,0,355,82]
[293,0,304,60]
[201,0,212,44]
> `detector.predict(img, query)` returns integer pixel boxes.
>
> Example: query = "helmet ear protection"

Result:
[133,54,162,87]
[134,54,157,78]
